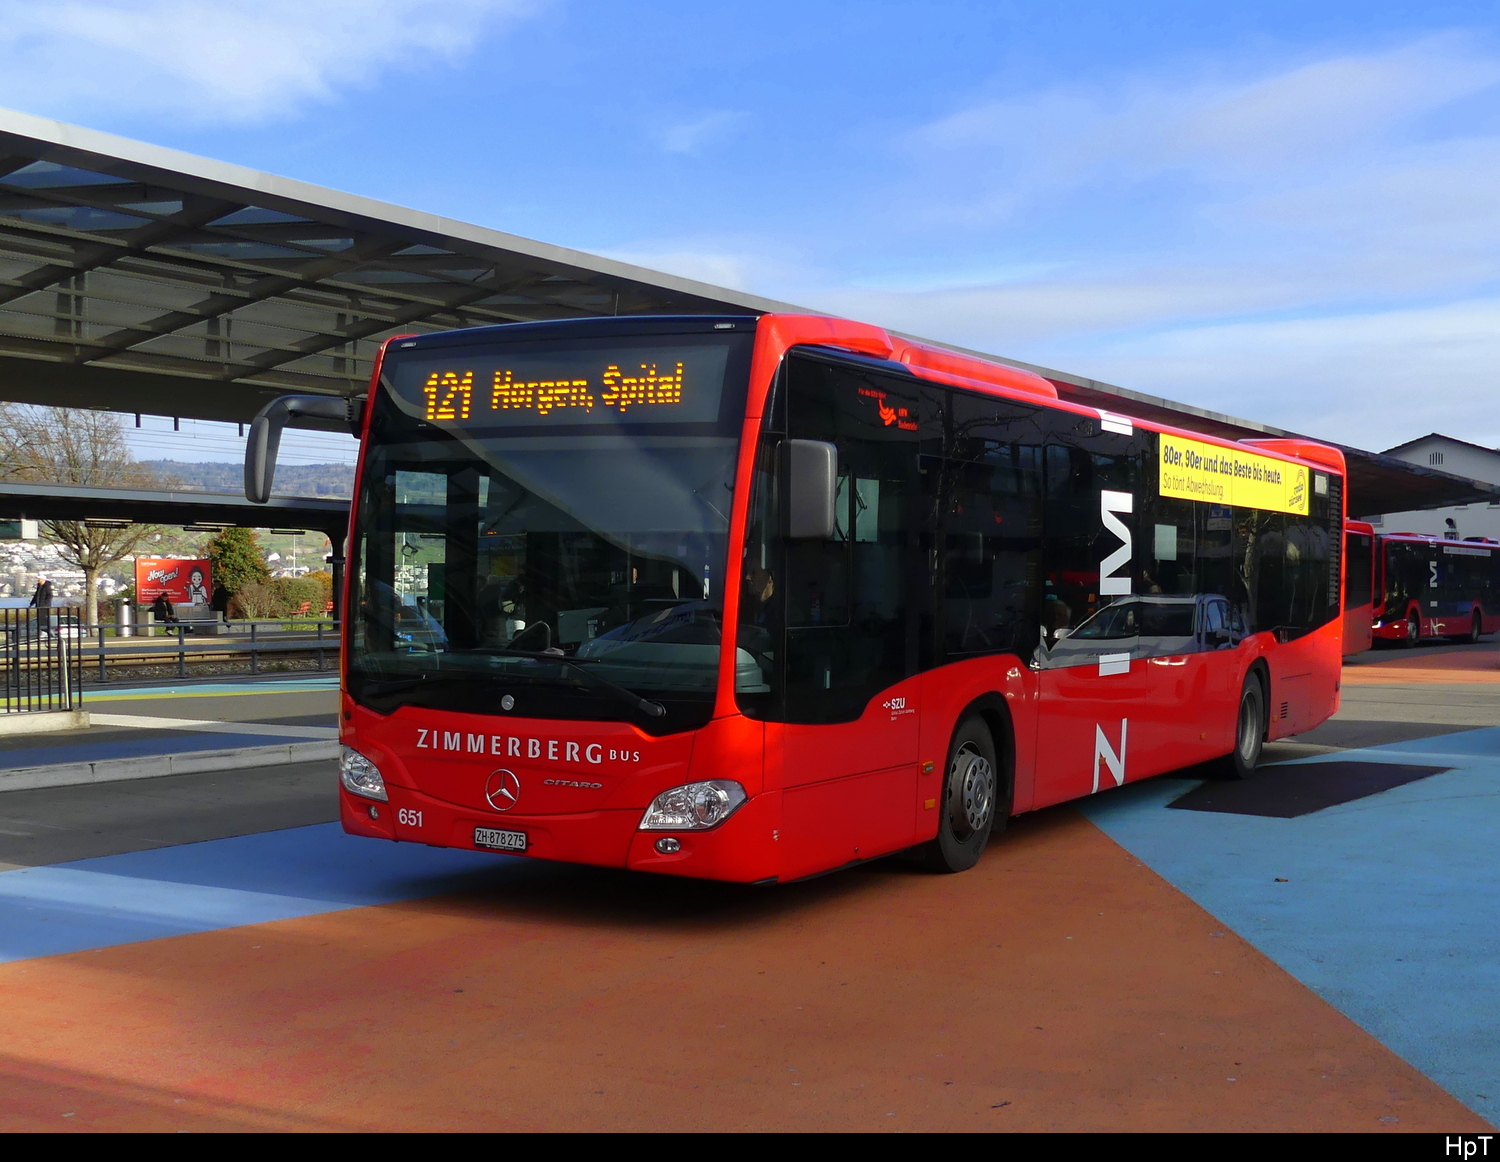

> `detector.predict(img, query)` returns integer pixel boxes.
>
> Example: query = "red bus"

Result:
[247,313,1347,882]
[1370,530,1499,646]
[1343,519,1375,656]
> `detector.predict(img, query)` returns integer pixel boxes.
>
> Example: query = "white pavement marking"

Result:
[89,713,337,741]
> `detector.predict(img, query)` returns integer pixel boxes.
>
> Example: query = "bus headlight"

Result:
[340,746,388,801]
[639,780,746,831]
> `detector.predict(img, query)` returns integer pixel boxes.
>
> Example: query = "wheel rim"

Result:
[1237,692,1259,761]
[949,742,994,838]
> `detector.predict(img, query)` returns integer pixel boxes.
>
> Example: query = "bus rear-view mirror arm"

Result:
[783,439,838,540]
[245,395,365,503]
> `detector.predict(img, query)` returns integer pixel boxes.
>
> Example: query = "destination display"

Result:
[386,341,732,428]
[1158,433,1310,516]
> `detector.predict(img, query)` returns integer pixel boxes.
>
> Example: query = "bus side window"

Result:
[922,389,1043,661]
[1200,597,1240,648]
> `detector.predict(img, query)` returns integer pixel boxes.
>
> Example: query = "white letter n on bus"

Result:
[1093,720,1127,794]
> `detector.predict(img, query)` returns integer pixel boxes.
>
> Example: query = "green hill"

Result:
[140,460,354,498]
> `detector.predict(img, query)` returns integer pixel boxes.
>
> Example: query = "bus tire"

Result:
[1213,671,1265,780]
[1466,609,1483,644]
[1402,610,1420,648]
[918,716,1001,874]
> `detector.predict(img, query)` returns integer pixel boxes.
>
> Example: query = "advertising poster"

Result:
[1158,434,1310,516]
[136,558,212,604]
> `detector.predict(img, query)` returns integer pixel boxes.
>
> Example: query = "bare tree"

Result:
[0,405,167,627]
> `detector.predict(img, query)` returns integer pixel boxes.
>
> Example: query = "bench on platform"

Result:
[139,603,228,636]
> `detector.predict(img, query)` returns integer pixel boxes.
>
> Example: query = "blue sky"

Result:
[2,0,1499,457]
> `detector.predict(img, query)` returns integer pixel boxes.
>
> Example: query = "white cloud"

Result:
[909,34,1500,221]
[657,110,750,155]
[808,281,1500,450]
[707,34,1500,452]
[600,236,818,295]
[1059,299,1500,452]
[0,0,537,124]
[604,248,754,291]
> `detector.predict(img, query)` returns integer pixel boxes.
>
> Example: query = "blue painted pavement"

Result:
[0,824,509,965]
[1081,726,1500,1124]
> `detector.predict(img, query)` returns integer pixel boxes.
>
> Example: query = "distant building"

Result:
[1373,434,1500,539]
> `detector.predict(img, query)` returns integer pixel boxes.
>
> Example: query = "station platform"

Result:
[0,658,1496,1131]
[0,678,338,794]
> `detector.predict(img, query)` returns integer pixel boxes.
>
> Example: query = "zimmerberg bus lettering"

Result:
[415,730,640,764]
[1099,491,1134,596]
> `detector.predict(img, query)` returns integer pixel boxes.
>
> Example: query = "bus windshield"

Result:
[347,327,753,731]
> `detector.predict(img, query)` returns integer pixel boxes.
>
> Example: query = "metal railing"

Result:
[0,608,83,713]
[78,618,342,683]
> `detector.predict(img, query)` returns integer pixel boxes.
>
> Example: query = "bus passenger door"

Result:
[774,678,921,877]
[773,448,922,872]
[769,358,925,877]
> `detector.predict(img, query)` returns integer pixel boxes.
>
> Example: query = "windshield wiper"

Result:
[355,655,667,720]
[490,648,667,719]
[356,672,470,695]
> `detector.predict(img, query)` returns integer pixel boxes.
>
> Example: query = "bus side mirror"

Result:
[245,395,364,503]
[783,439,838,539]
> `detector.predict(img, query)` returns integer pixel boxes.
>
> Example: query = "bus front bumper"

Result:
[339,784,780,884]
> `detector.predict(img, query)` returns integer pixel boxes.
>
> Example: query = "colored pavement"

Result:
[1084,730,1500,1124]
[0,677,340,790]
[0,663,1495,1130]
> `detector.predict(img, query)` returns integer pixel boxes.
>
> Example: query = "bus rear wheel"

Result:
[918,716,1003,874]
[1459,609,1483,644]
[1213,672,1265,780]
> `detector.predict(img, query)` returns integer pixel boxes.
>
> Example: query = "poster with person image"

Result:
[136,558,212,605]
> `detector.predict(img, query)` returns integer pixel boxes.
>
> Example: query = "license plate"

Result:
[474,826,527,853]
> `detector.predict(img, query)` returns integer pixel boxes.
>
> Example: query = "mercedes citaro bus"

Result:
[1368,529,1499,646]
[246,313,1347,882]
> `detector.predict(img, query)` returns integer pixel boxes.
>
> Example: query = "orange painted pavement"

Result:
[1343,650,1500,685]
[0,809,1485,1133]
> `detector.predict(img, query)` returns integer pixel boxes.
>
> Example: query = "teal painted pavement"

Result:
[1081,727,1500,1124]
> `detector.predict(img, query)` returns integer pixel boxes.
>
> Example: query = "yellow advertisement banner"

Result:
[1158,434,1309,516]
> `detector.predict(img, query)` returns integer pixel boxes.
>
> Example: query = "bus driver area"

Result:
[2,311,1497,1132]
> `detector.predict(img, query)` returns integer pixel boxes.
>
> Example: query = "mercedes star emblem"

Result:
[485,768,521,812]
[500,694,515,711]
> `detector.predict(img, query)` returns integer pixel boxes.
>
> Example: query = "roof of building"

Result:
[0,479,348,536]
[1382,432,1500,460]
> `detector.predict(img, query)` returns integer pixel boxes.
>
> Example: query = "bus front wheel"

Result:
[1402,610,1421,648]
[918,716,1003,874]
[1214,673,1265,780]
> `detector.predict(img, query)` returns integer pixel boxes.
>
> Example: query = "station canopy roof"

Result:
[0,107,1490,518]
[0,479,349,537]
